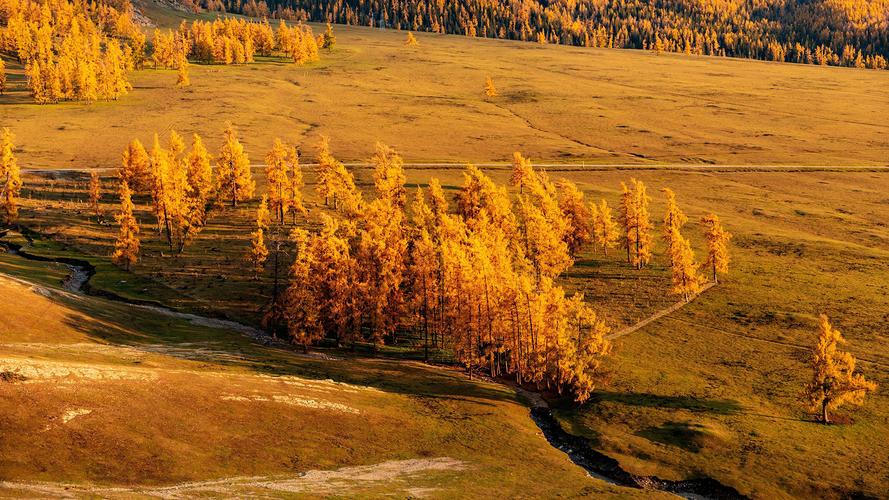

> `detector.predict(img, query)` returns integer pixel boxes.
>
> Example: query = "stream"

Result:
[1,230,747,500]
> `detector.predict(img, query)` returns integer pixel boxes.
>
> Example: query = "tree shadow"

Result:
[57,297,519,407]
[636,421,719,453]
[589,390,743,415]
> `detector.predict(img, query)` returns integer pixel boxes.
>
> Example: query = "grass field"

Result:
[1,2,888,498]
[2,14,889,168]
[5,165,888,498]
[0,266,654,497]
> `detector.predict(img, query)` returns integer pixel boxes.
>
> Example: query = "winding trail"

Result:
[0,229,744,499]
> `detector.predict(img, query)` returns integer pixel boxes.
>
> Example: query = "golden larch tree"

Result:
[247,197,270,279]
[701,213,732,283]
[256,194,272,231]
[0,58,6,95]
[185,133,213,208]
[667,226,702,301]
[284,227,324,351]
[484,75,498,97]
[111,181,140,271]
[594,199,620,255]
[265,138,290,224]
[175,52,190,87]
[805,315,877,424]
[286,145,307,223]
[629,179,653,269]
[510,151,534,194]
[406,32,419,46]
[120,138,151,192]
[556,178,593,255]
[0,128,23,225]
[88,171,102,217]
[215,124,255,207]
[618,181,635,264]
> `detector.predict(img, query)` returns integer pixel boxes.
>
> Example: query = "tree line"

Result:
[215,0,889,70]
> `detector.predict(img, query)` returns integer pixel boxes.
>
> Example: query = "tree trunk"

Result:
[822,399,830,424]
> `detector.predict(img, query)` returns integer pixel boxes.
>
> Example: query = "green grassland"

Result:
[1,4,888,498]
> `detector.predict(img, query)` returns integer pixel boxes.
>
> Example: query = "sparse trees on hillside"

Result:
[805,315,877,424]
[111,181,140,271]
[0,128,23,225]
[661,188,701,301]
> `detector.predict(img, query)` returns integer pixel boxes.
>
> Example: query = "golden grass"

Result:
[1,21,888,169]
[0,275,647,497]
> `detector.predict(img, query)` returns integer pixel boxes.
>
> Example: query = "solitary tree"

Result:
[111,182,140,271]
[0,128,22,225]
[321,23,336,51]
[484,76,498,97]
[701,213,731,283]
[805,315,877,424]
[405,32,419,46]
[215,124,255,207]
[88,171,102,217]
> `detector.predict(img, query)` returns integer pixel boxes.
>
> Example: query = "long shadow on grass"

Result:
[589,391,743,415]
[59,307,517,406]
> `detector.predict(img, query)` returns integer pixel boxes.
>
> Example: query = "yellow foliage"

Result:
[111,181,140,271]
[701,212,731,283]
[805,315,877,424]
[0,128,23,225]
[215,124,255,207]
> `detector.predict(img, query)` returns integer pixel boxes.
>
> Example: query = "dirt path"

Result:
[607,282,716,340]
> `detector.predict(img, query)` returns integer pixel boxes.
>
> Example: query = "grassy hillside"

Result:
[1,22,888,169]
[0,266,650,497]
[6,164,889,497]
[1,4,887,498]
